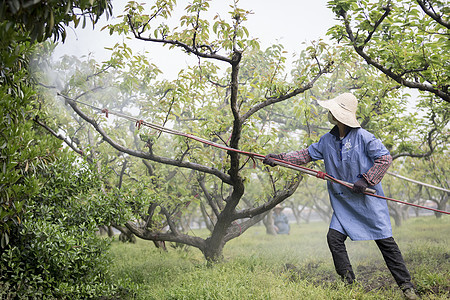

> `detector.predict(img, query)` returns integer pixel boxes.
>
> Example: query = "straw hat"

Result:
[317,93,361,128]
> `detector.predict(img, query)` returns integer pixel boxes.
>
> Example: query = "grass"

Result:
[108,216,449,299]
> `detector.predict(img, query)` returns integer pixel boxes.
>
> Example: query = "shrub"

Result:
[0,152,118,299]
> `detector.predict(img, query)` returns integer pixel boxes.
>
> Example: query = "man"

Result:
[273,205,290,235]
[264,93,418,300]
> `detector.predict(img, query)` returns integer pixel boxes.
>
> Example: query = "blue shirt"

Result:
[308,127,392,240]
[274,212,290,234]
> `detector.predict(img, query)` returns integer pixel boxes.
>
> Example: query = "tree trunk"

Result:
[263,211,277,235]
[393,210,402,227]
[303,208,312,224]
[388,203,403,227]
[203,238,226,262]
[114,225,137,244]
[435,193,448,219]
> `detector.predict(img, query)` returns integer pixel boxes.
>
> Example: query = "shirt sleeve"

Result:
[362,154,392,186]
[279,148,312,165]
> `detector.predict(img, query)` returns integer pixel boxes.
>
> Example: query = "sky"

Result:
[52,0,338,80]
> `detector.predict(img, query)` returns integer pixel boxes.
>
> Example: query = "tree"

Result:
[41,0,334,262]
[419,154,449,217]
[0,0,113,252]
[40,0,449,264]
[0,0,121,297]
[0,0,112,42]
[327,0,449,103]
[0,150,118,298]
[39,49,180,242]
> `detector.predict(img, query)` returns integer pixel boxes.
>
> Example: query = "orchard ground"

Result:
[108,216,449,299]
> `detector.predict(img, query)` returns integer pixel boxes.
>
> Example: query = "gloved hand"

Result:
[352,177,369,193]
[263,154,281,167]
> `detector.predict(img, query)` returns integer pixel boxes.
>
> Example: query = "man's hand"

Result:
[352,177,369,193]
[263,154,281,167]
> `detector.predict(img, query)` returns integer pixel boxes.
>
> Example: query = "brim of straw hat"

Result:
[317,94,361,128]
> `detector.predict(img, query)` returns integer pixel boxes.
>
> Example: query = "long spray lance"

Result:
[58,94,449,215]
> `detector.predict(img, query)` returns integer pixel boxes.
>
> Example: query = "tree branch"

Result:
[241,67,330,121]
[61,93,232,184]
[34,115,91,162]
[391,127,436,160]
[198,176,220,217]
[127,15,232,64]
[339,9,450,102]
[224,212,267,242]
[364,3,392,45]
[234,176,301,219]
[125,221,206,249]
[416,0,450,29]
[118,159,128,190]
[160,206,180,235]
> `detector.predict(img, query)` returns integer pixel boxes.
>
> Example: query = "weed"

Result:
[108,216,449,299]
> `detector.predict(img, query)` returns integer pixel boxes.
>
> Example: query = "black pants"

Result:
[326,228,413,290]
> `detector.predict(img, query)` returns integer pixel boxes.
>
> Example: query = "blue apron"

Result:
[308,127,392,241]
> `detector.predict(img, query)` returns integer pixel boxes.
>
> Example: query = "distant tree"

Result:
[394,154,449,218]
[422,154,449,217]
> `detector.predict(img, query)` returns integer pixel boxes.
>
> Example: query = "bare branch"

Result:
[160,206,180,235]
[125,221,206,249]
[224,212,267,242]
[144,202,158,229]
[118,159,128,190]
